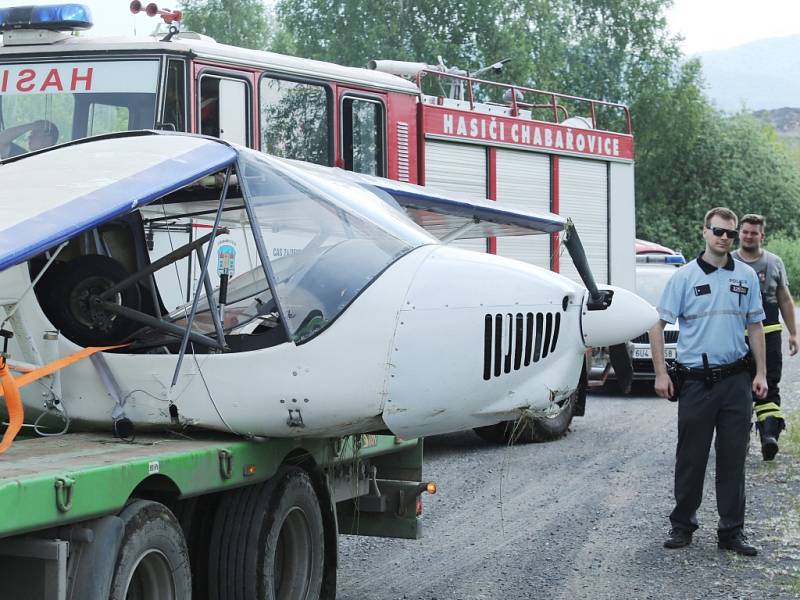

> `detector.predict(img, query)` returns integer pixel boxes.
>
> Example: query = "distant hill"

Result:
[753,107,800,164]
[753,107,800,137]
[696,36,800,112]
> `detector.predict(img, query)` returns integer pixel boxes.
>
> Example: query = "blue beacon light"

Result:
[0,4,93,32]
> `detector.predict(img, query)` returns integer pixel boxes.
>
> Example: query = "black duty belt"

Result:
[674,355,752,387]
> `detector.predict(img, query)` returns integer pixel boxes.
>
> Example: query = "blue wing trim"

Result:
[375,185,565,234]
[0,143,236,272]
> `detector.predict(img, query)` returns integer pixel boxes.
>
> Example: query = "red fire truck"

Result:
[0,4,636,444]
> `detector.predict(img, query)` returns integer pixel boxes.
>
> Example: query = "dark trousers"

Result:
[670,371,752,536]
[753,331,782,409]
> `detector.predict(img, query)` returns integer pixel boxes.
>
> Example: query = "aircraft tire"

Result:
[108,499,192,600]
[49,254,142,346]
[473,367,586,444]
[208,466,325,600]
[473,399,576,445]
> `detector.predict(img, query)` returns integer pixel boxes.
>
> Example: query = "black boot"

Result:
[718,531,758,556]
[759,417,781,461]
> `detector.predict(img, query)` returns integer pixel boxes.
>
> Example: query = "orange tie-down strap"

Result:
[0,344,128,453]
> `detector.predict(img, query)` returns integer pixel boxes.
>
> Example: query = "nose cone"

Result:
[580,285,657,347]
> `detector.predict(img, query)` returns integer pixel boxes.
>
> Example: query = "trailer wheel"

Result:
[109,499,192,600]
[209,466,325,600]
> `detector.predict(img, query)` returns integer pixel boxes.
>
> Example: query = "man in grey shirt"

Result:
[734,214,798,460]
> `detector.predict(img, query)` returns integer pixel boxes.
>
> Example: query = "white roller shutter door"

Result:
[558,158,608,284]
[424,141,487,253]
[495,149,551,269]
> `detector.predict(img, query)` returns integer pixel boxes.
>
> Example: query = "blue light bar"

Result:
[637,253,686,265]
[0,4,93,32]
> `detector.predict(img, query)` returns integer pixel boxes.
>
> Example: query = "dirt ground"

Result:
[338,336,800,600]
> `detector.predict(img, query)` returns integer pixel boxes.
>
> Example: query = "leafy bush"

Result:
[766,235,800,299]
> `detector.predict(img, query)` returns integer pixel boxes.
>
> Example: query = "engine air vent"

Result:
[483,311,558,380]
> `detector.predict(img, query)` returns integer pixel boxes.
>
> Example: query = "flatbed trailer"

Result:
[0,431,428,599]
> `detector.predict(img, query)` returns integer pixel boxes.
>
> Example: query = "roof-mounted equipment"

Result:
[0,3,92,45]
[636,254,686,265]
[0,4,93,32]
[129,1,182,25]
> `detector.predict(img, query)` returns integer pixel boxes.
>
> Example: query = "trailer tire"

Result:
[109,499,192,600]
[209,466,325,600]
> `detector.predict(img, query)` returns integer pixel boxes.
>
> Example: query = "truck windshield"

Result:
[0,60,159,159]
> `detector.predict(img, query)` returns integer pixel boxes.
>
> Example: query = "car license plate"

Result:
[633,348,677,360]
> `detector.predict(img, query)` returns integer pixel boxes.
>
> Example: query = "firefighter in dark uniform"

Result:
[650,207,768,556]
[734,214,798,460]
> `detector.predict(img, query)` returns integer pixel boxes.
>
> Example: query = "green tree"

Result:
[638,112,800,256]
[766,235,800,300]
[180,0,270,49]
[274,0,800,260]
[275,0,508,71]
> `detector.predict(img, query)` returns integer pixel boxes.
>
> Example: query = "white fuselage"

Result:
[2,244,596,439]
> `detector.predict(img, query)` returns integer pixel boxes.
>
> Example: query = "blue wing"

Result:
[0,133,236,272]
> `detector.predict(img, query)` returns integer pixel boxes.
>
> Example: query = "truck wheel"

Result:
[209,466,325,600]
[109,499,192,600]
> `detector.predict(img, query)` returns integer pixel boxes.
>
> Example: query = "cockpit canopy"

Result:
[0,132,434,350]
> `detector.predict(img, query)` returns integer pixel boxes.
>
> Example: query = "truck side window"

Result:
[199,74,249,145]
[341,97,384,176]
[88,103,130,136]
[161,59,186,132]
[260,77,330,165]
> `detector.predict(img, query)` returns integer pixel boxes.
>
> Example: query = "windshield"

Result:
[0,60,159,159]
[636,265,679,306]
[239,148,434,342]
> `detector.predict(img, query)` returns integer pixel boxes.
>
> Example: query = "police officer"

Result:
[734,214,797,460]
[650,207,768,556]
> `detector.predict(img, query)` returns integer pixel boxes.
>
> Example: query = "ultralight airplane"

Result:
[0,131,656,448]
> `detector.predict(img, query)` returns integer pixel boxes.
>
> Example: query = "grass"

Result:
[781,410,800,459]
[773,409,800,595]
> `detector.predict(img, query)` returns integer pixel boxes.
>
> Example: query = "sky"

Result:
[0,0,798,56]
[666,0,800,55]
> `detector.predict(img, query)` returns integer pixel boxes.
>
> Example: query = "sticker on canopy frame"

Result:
[216,239,237,277]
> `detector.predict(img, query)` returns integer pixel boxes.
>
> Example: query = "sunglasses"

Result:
[707,226,739,240]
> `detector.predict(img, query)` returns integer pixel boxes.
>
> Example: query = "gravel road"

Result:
[338,339,800,600]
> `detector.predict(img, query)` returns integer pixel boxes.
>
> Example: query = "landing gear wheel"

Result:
[109,500,192,600]
[473,366,586,444]
[208,466,325,600]
[49,254,141,346]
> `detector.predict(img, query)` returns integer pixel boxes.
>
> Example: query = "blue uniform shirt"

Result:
[657,253,765,368]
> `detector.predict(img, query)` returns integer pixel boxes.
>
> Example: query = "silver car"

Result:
[629,255,684,378]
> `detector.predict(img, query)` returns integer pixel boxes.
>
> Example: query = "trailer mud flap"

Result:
[336,479,424,540]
